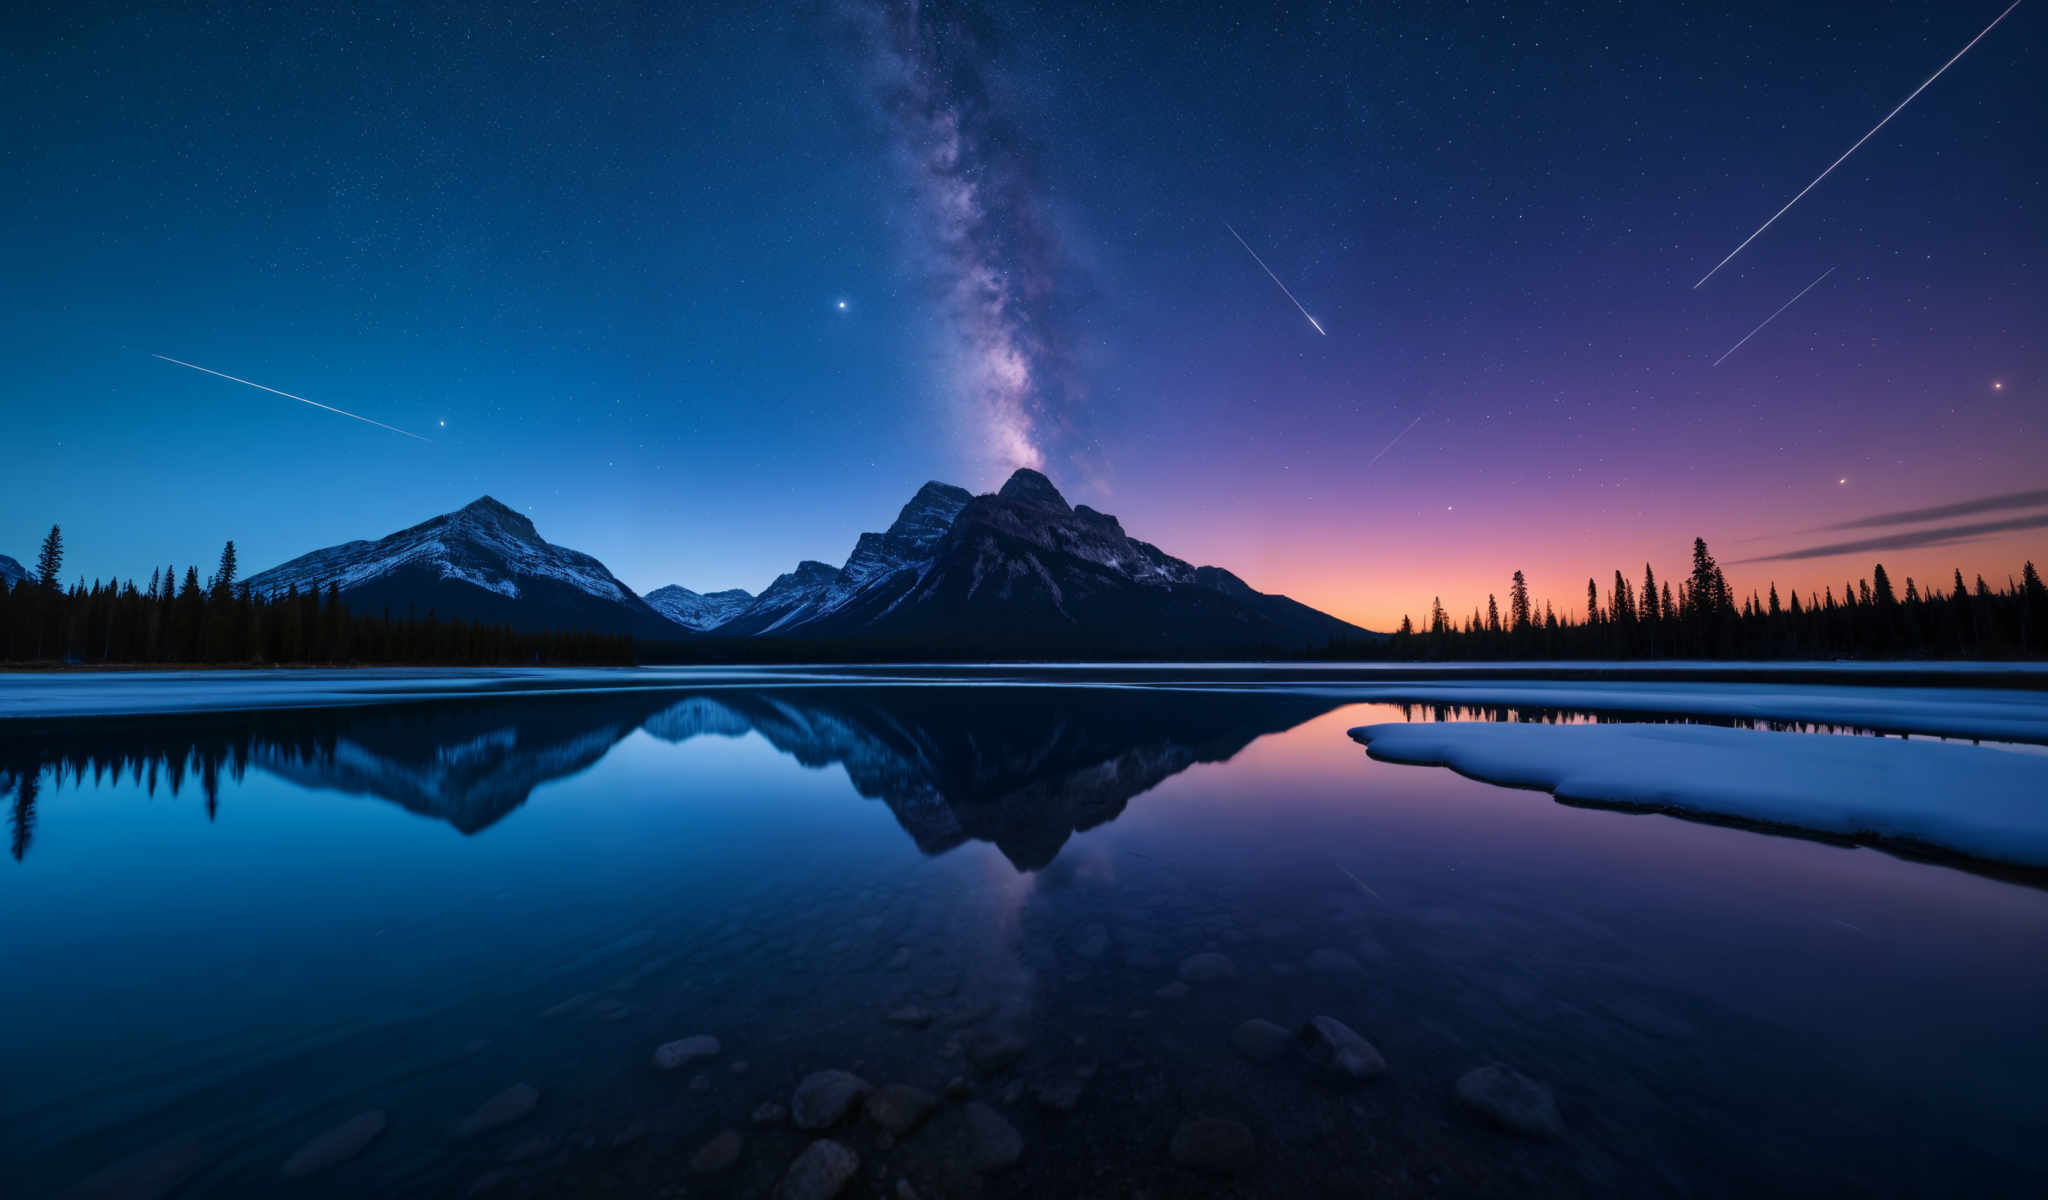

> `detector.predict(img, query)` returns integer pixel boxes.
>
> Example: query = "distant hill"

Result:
[0,554,30,589]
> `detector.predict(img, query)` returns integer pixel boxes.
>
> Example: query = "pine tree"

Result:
[35,525,63,592]
[1510,571,1532,633]
[1641,563,1660,623]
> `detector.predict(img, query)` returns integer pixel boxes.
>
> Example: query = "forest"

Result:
[1378,537,2048,660]
[0,526,634,667]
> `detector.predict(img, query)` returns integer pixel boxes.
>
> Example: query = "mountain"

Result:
[711,469,1371,653]
[644,584,754,631]
[706,481,973,636]
[0,554,30,589]
[244,496,686,640]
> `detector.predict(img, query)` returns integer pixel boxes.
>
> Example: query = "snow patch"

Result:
[1350,721,2048,869]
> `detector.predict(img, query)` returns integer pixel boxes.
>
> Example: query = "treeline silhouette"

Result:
[0,524,634,666]
[0,721,355,860]
[1380,537,2048,660]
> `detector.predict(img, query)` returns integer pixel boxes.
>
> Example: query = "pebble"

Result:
[1299,1016,1387,1082]
[752,1101,789,1126]
[966,1028,1028,1075]
[885,1005,936,1028]
[1177,952,1237,983]
[961,1102,1023,1172]
[792,1069,873,1130]
[1306,948,1367,981]
[944,1076,974,1100]
[689,1073,711,1092]
[281,1110,386,1178]
[454,1083,539,1138]
[1169,1117,1255,1174]
[690,1129,743,1174]
[865,1084,938,1135]
[1032,1076,1086,1112]
[775,1139,860,1200]
[653,1034,722,1071]
[1455,1063,1566,1139]
[1153,981,1190,1001]
[1230,1018,1293,1064]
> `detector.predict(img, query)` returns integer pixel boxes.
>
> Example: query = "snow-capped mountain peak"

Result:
[645,584,755,631]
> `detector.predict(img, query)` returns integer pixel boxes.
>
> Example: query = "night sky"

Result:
[5,0,2041,631]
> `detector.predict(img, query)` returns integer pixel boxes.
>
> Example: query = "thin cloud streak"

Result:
[1733,513,2048,563]
[1823,488,2048,531]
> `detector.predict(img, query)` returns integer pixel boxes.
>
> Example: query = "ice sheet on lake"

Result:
[1350,721,2048,868]
[1324,683,2048,742]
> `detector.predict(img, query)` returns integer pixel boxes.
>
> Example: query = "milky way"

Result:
[854,0,1075,479]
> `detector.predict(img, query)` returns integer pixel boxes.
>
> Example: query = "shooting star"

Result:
[1363,413,1425,470]
[1225,221,1326,335]
[1712,267,1836,366]
[153,354,432,441]
[1692,0,2025,289]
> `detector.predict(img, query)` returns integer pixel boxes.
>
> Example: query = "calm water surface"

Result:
[2,682,2043,1197]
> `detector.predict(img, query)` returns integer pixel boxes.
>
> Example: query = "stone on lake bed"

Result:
[1177,952,1237,983]
[792,1069,872,1129]
[1305,947,1367,980]
[1153,981,1190,1000]
[1456,1063,1566,1139]
[884,1005,935,1028]
[776,1139,860,1200]
[865,1083,938,1135]
[753,1101,789,1125]
[1299,1016,1386,1082]
[1231,1018,1293,1063]
[281,1110,386,1178]
[1032,1075,1087,1111]
[653,1034,721,1070]
[454,1083,539,1137]
[689,1129,742,1174]
[1169,1117,1255,1173]
[962,1102,1024,1171]
[965,1028,1029,1074]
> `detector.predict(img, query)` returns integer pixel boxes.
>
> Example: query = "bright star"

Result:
[1992,380,2003,390]
[836,299,848,311]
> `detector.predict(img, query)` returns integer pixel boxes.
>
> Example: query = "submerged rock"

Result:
[1230,1018,1293,1063]
[1299,1016,1386,1082]
[1306,947,1367,983]
[1153,981,1190,1001]
[1032,1075,1086,1112]
[1177,952,1237,983]
[1170,1117,1255,1173]
[281,1110,386,1178]
[792,1070,872,1130]
[454,1083,539,1138]
[776,1139,860,1200]
[965,1028,1029,1075]
[690,1129,742,1174]
[884,1005,935,1028]
[864,1084,938,1136]
[653,1034,721,1070]
[961,1102,1023,1172]
[1456,1063,1566,1139]
[752,1101,789,1126]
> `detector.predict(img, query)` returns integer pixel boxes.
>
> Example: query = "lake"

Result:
[3,671,2045,1197]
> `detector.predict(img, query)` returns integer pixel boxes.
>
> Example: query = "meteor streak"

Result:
[153,354,431,441]
[1363,413,1425,470]
[1711,267,1836,366]
[1692,0,2024,289]
[1225,221,1326,335]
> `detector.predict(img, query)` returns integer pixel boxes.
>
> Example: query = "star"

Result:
[438,419,447,427]
[1992,380,2003,390]
[835,299,848,311]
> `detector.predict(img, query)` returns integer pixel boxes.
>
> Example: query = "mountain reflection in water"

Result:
[3,687,1342,869]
